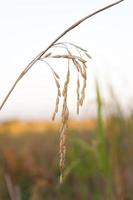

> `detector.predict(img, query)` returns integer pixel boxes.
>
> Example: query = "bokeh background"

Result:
[0,0,133,199]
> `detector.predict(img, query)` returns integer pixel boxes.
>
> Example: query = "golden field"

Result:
[0,119,96,135]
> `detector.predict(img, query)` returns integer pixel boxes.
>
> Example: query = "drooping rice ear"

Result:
[59,61,70,184]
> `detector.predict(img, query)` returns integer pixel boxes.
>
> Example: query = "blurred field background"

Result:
[0,85,133,200]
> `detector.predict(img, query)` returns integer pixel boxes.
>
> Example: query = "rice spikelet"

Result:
[52,76,61,120]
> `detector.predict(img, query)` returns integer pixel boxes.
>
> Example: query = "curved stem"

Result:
[0,0,124,110]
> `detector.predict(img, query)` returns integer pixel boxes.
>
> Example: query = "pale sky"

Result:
[0,0,132,120]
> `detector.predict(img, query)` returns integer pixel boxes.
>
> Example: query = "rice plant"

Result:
[0,0,124,183]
